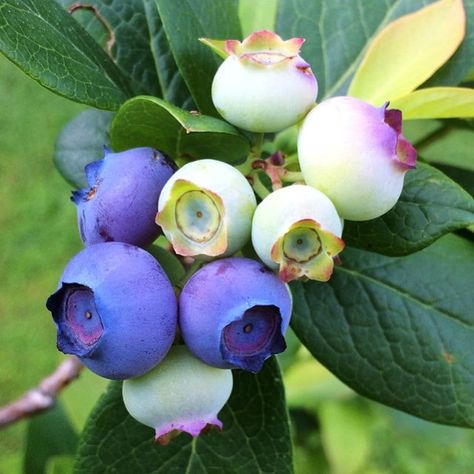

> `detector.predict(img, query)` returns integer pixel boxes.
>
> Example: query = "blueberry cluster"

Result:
[46,29,416,444]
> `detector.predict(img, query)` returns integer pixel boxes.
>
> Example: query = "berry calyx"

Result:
[252,185,344,282]
[157,160,256,257]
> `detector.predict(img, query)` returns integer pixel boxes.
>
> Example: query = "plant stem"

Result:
[251,172,271,200]
[0,356,84,429]
[283,171,304,182]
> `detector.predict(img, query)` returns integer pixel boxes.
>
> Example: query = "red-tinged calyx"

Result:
[156,179,227,257]
[383,103,417,170]
[155,418,223,445]
[271,219,345,283]
[225,30,305,66]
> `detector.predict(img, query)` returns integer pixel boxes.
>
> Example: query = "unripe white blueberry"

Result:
[122,345,233,444]
[298,96,417,221]
[252,185,344,282]
[156,159,256,257]
[211,30,318,133]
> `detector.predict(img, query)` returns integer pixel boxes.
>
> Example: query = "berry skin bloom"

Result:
[297,96,417,221]
[72,147,176,247]
[211,30,318,133]
[123,345,233,445]
[46,242,177,380]
[156,159,256,258]
[252,185,344,283]
[178,257,292,373]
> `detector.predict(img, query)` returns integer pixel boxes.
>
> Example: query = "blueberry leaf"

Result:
[276,0,435,99]
[110,96,250,164]
[142,0,194,108]
[343,163,474,256]
[54,110,114,188]
[0,0,131,109]
[56,0,162,97]
[74,358,293,474]
[291,234,474,428]
[24,402,78,474]
[155,0,241,116]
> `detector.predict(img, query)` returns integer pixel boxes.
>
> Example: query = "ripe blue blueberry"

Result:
[179,257,292,372]
[46,242,177,380]
[72,147,176,247]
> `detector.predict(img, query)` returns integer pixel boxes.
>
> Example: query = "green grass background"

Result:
[0,54,85,473]
[1,53,474,474]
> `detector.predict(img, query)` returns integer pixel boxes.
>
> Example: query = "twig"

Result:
[0,356,84,429]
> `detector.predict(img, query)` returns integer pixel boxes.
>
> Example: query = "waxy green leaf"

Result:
[142,0,194,108]
[74,358,293,473]
[291,234,474,428]
[156,0,242,115]
[54,109,114,188]
[57,0,162,97]
[0,0,131,109]
[343,163,474,256]
[110,96,250,164]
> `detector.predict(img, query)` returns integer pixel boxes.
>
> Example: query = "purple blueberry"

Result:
[72,147,176,247]
[179,257,292,372]
[46,242,177,380]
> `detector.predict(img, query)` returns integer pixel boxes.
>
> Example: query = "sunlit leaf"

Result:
[391,87,474,119]
[349,0,466,105]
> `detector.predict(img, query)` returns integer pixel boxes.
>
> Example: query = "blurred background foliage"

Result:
[1,44,474,473]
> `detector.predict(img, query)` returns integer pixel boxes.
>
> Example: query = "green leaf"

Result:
[142,0,194,108]
[348,0,465,105]
[74,358,293,473]
[424,0,474,87]
[156,0,242,115]
[239,0,279,37]
[45,455,75,474]
[57,0,162,97]
[390,87,474,119]
[54,109,114,188]
[0,0,131,109]
[291,234,474,428]
[147,242,186,286]
[24,402,78,474]
[110,96,250,164]
[343,163,474,256]
[276,0,434,100]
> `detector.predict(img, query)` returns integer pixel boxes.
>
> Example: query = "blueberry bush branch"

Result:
[0,357,83,429]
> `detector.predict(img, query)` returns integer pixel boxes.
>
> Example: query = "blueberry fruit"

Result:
[72,147,176,247]
[46,242,177,379]
[178,257,292,372]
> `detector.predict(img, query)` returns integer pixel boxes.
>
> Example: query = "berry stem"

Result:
[282,170,304,183]
[250,171,271,200]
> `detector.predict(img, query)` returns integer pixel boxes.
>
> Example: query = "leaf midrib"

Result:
[336,263,473,330]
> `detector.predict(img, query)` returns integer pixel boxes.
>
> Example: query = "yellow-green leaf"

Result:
[348,0,465,105]
[391,87,474,119]
[198,38,228,59]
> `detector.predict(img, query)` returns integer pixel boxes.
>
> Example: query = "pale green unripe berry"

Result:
[211,30,318,133]
[156,159,256,257]
[298,96,417,221]
[252,185,344,282]
[122,345,233,444]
